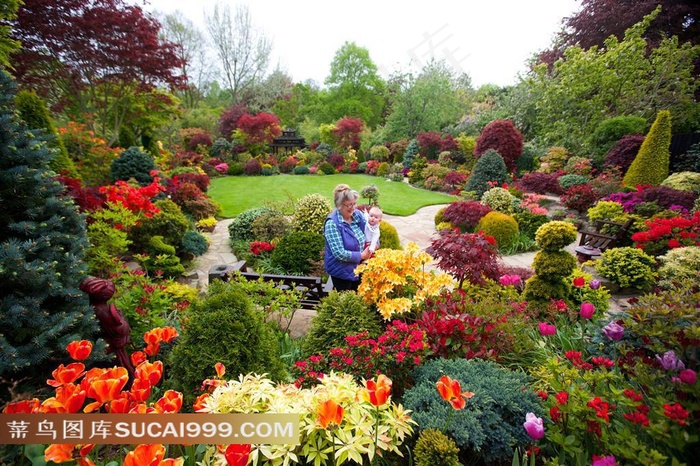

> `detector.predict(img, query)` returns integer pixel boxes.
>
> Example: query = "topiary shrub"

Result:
[378,220,401,250]
[166,280,286,407]
[623,110,672,188]
[302,291,384,358]
[596,246,657,290]
[559,174,590,190]
[442,200,492,232]
[532,250,578,279]
[480,187,518,213]
[413,428,461,466]
[513,211,550,239]
[524,221,578,304]
[270,231,325,275]
[291,193,333,235]
[228,207,274,242]
[661,171,700,195]
[560,184,600,212]
[129,199,190,253]
[515,171,565,195]
[474,211,519,250]
[474,119,524,171]
[141,235,186,278]
[403,358,543,464]
[464,149,508,198]
[535,220,578,251]
[110,146,156,185]
[657,246,700,289]
[180,230,209,257]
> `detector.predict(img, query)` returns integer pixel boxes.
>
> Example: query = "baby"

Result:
[363,206,382,253]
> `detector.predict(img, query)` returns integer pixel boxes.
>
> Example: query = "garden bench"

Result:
[574,218,634,262]
[209,261,331,310]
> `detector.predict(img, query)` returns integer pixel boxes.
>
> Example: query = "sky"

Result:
[141,0,581,88]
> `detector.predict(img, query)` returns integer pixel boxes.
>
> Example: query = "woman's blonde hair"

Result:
[333,184,359,208]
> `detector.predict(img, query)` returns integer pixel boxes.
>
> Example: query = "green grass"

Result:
[209,174,457,217]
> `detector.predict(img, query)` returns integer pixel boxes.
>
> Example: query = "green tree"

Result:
[0,0,20,68]
[325,41,386,129]
[0,70,99,385]
[623,110,672,187]
[525,6,700,152]
[385,60,466,140]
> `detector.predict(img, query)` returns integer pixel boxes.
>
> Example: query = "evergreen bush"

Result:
[657,246,700,289]
[129,199,190,253]
[270,231,325,275]
[403,138,419,169]
[558,174,590,190]
[0,71,100,383]
[434,207,446,227]
[535,221,578,251]
[110,146,156,185]
[302,291,384,358]
[291,193,332,235]
[413,428,461,466]
[180,230,209,257]
[378,220,401,250]
[513,211,550,239]
[591,115,647,159]
[539,147,569,173]
[317,161,335,174]
[464,149,508,198]
[293,165,310,175]
[671,141,700,173]
[597,247,657,290]
[403,358,543,464]
[532,250,578,279]
[480,187,518,213]
[661,172,700,194]
[142,235,186,278]
[623,110,672,187]
[475,211,519,250]
[228,207,274,242]
[166,280,286,407]
[376,161,390,177]
[251,210,291,243]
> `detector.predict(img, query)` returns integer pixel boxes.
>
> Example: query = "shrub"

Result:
[369,144,390,161]
[140,235,186,278]
[423,175,446,191]
[166,280,286,407]
[302,291,384,358]
[376,161,390,177]
[403,138,419,169]
[279,155,298,173]
[604,134,645,172]
[403,358,543,464]
[516,171,564,195]
[444,170,467,191]
[378,220,401,250]
[244,157,262,175]
[434,207,446,226]
[428,230,500,287]
[474,119,524,171]
[657,246,700,289]
[185,129,212,152]
[563,156,593,176]
[532,250,578,279]
[535,220,578,251]
[327,153,345,169]
[317,161,335,174]
[587,200,628,224]
[293,165,310,175]
[639,185,697,211]
[661,171,700,194]
[480,187,518,213]
[172,172,210,192]
[227,162,245,176]
[631,213,700,257]
[561,184,600,212]
[413,428,461,466]
[539,147,569,173]
[514,211,551,239]
[421,163,450,181]
[464,149,508,198]
[591,115,647,158]
[291,193,332,235]
[475,211,519,250]
[623,110,672,188]
[228,207,274,242]
[251,210,291,242]
[596,247,657,290]
[180,230,209,257]
[442,200,492,232]
[559,174,590,190]
[110,146,155,185]
[209,137,232,157]
[129,199,190,253]
[270,231,325,275]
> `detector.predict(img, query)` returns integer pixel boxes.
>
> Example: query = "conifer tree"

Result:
[0,70,98,383]
[623,110,672,187]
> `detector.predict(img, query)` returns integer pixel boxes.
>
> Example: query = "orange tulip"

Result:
[135,361,163,386]
[108,394,133,413]
[145,341,161,357]
[224,443,251,466]
[123,444,165,466]
[81,367,107,392]
[47,363,86,388]
[153,390,183,414]
[317,399,344,428]
[2,398,40,413]
[130,378,152,403]
[215,362,226,378]
[159,459,184,466]
[44,443,73,463]
[436,375,474,410]
[66,340,93,361]
[83,367,129,413]
[193,393,210,412]
[359,374,392,406]
[131,350,147,367]
[160,326,179,343]
[129,403,155,414]
[40,383,86,413]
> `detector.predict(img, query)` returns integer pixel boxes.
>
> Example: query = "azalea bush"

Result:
[201,372,416,466]
[631,212,700,257]
[356,242,455,319]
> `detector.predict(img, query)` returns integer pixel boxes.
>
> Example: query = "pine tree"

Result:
[622,110,672,188]
[465,149,508,198]
[0,70,98,383]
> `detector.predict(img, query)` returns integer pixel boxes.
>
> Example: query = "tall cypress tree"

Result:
[0,71,98,384]
[623,110,672,188]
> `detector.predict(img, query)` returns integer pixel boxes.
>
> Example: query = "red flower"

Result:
[623,411,650,426]
[549,405,562,422]
[317,399,344,428]
[224,444,251,466]
[47,363,86,388]
[66,340,93,361]
[573,277,586,288]
[587,397,613,422]
[663,403,689,426]
[436,375,474,410]
[359,374,392,407]
[555,391,569,405]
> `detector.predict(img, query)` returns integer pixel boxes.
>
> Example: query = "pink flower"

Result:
[679,369,697,385]
[592,455,617,466]
[499,274,522,287]
[538,322,557,336]
[580,302,596,319]
[602,321,624,341]
[523,412,545,440]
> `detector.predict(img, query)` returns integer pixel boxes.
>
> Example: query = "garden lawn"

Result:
[209,174,457,217]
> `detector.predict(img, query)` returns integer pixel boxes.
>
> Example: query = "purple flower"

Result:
[523,412,544,440]
[656,350,685,372]
[592,455,617,466]
[538,322,557,336]
[679,369,697,385]
[589,279,601,290]
[602,321,624,341]
[580,302,596,319]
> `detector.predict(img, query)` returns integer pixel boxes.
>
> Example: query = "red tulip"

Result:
[66,340,93,361]
[317,399,345,428]
[436,375,474,410]
[224,443,251,466]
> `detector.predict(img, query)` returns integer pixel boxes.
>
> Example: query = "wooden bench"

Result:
[209,261,331,310]
[575,218,634,262]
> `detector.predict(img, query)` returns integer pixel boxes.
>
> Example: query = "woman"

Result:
[323,184,371,291]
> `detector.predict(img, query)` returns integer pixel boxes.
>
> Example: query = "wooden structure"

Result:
[268,128,307,154]
[574,218,634,262]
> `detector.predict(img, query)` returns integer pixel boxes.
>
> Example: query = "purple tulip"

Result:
[602,321,624,341]
[679,369,697,385]
[538,322,557,336]
[656,351,685,372]
[523,412,545,440]
[589,279,601,290]
[580,302,596,319]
